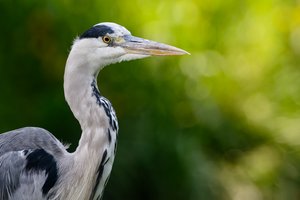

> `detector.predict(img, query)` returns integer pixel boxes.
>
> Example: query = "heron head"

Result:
[70,22,189,73]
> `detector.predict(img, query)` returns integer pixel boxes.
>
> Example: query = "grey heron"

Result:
[0,22,188,200]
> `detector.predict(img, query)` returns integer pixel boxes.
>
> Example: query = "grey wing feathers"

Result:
[0,127,67,200]
[0,127,67,156]
[0,151,26,199]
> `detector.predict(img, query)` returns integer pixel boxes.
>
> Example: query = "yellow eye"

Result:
[102,35,111,44]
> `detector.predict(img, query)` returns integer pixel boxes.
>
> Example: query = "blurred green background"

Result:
[1,0,300,199]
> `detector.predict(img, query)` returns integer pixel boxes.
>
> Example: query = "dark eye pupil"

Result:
[104,37,110,42]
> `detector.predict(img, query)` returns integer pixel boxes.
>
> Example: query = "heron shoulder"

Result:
[0,127,67,157]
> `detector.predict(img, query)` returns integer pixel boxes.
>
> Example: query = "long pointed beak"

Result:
[116,35,190,56]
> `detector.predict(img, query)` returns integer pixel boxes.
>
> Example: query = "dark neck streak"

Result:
[91,79,102,105]
[89,79,118,200]
[91,79,118,132]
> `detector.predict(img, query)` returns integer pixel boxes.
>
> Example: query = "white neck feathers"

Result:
[61,42,118,200]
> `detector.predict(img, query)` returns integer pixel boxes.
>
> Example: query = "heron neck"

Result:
[63,67,117,199]
[61,42,118,200]
[63,53,113,154]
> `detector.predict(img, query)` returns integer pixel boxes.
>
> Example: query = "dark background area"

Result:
[1,0,300,199]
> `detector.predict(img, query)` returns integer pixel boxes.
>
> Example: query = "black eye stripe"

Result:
[80,25,114,39]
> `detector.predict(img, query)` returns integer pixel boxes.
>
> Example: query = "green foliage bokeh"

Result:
[1,0,300,199]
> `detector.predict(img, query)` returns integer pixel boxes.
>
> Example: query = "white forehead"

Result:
[94,22,131,36]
